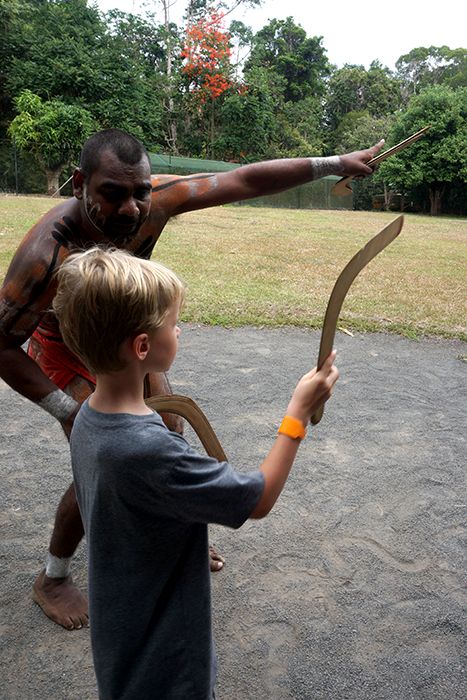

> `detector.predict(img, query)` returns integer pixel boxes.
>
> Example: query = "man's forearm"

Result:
[0,345,58,400]
[225,142,383,201]
[236,156,344,198]
[0,346,78,421]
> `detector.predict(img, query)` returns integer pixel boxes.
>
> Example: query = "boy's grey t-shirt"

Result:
[71,400,264,700]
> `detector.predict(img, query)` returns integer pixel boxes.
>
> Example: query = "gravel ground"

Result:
[1,325,466,700]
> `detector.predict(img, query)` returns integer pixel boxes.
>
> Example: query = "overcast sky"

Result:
[95,0,465,71]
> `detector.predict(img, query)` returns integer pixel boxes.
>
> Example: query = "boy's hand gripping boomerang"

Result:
[310,215,404,424]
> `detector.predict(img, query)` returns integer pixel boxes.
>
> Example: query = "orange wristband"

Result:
[277,415,306,440]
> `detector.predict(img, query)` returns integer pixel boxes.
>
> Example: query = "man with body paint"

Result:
[0,129,383,630]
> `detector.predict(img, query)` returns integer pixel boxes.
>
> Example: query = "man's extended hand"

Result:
[340,139,385,177]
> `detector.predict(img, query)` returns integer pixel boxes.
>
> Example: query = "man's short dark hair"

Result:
[79,129,150,179]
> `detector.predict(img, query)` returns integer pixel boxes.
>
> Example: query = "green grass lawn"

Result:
[1,194,466,340]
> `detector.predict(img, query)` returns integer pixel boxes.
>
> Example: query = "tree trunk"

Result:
[161,0,178,154]
[383,183,391,211]
[429,184,445,216]
[45,167,62,196]
[210,98,215,159]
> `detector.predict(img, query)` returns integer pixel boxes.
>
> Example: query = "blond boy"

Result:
[53,246,338,699]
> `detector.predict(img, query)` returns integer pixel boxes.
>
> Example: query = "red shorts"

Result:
[28,329,95,390]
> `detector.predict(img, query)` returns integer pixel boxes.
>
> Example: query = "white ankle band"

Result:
[310,156,343,179]
[45,553,72,579]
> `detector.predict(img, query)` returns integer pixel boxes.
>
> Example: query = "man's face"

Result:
[79,149,152,245]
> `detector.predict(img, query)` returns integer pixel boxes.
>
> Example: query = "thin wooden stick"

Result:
[332,126,430,196]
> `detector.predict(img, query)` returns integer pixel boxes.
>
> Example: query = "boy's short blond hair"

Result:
[53,247,185,373]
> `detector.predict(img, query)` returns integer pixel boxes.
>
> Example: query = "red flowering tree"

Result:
[181,11,233,155]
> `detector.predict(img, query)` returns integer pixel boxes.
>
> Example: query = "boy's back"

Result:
[71,400,263,699]
[57,246,338,699]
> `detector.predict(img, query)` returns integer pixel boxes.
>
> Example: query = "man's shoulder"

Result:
[21,198,80,249]
[0,200,82,342]
[150,173,194,202]
[4,199,80,279]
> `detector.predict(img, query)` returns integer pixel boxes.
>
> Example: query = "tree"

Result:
[0,0,27,131]
[6,0,104,107]
[229,19,254,78]
[329,110,396,210]
[185,0,262,24]
[8,90,96,194]
[95,10,165,147]
[365,61,403,116]
[143,2,184,153]
[4,1,165,149]
[245,17,329,102]
[378,86,467,215]
[325,62,401,133]
[269,96,325,158]
[396,46,467,102]
[181,11,233,101]
[332,110,394,154]
[214,67,276,160]
[180,10,233,156]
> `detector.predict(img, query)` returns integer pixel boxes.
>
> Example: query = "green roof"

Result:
[149,153,239,173]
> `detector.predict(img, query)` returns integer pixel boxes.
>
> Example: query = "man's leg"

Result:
[145,372,225,573]
[32,375,93,630]
[32,483,87,630]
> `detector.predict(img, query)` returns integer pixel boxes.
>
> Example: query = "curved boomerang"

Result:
[310,215,404,425]
[145,394,227,461]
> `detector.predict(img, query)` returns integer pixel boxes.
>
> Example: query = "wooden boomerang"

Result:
[310,215,404,425]
[332,126,430,196]
[145,394,227,461]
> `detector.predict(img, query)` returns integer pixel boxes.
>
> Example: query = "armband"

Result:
[37,389,79,423]
[310,156,343,179]
[278,415,306,441]
[45,552,72,579]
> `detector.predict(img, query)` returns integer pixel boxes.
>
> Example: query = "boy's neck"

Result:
[89,368,152,415]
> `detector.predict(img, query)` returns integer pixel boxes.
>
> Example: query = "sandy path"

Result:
[1,326,466,699]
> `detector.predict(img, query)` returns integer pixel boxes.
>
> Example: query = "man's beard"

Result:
[83,185,145,245]
[83,185,105,235]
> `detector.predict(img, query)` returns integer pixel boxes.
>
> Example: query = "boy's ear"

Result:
[132,333,150,360]
[72,168,85,199]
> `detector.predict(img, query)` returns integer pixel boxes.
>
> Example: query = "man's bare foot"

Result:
[209,545,225,572]
[32,570,89,630]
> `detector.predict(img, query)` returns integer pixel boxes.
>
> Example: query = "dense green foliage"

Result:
[325,62,402,134]
[1,0,465,214]
[8,90,96,194]
[244,17,330,102]
[378,86,467,215]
